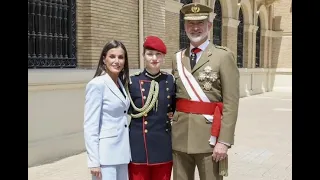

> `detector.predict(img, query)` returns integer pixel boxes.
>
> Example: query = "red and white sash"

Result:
[176,50,217,145]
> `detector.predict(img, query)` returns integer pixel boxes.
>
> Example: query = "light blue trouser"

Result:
[92,164,128,180]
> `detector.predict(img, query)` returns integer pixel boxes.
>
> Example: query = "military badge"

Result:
[198,66,218,91]
[191,5,200,13]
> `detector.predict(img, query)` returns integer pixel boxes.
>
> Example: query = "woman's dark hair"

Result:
[93,40,129,86]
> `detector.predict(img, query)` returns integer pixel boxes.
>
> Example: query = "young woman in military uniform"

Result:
[126,36,175,180]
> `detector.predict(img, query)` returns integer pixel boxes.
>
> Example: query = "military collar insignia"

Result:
[145,70,162,79]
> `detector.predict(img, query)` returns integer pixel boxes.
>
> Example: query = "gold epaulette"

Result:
[129,71,141,84]
[215,45,231,52]
[160,70,168,75]
[169,73,175,82]
[215,45,236,59]
[130,71,141,77]
[175,48,186,54]
[160,71,175,82]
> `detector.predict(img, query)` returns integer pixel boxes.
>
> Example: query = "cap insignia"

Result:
[191,5,200,13]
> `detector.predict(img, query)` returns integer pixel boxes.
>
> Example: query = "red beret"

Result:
[143,36,167,54]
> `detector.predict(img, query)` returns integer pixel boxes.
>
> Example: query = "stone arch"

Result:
[257,4,269,30]
[211,0,232,18]
[236,0,253,24]
[212,0,223,45]
[256,5,270,69]
[237,7,245,68]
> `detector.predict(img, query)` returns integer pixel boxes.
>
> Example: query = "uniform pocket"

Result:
[99,128,118,139]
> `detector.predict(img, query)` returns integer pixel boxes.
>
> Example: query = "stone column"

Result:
[260,29,271,68]
[270,30,283,68]
[267,30,272,68]
[243,24,254,68]
[251,25,258,68]
[265,30,273,92]
[221,18,239,58]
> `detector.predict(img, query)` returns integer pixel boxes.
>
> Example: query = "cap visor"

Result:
[184,16,208,21]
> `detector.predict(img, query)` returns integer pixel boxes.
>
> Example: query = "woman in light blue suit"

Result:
[84,40,131,180]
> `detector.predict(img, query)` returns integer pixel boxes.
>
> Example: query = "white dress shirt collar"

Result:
[189,39,210,53]
[189,39,210,63]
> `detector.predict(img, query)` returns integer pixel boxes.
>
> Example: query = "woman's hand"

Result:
[90,167,102,179]
[167,112,174,119]
[168,112,174,125]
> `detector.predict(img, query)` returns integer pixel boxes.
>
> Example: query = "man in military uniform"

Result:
[127,36,176,180]
[171,3,240,180]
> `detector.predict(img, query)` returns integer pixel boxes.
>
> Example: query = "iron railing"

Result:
[28,0,77,68]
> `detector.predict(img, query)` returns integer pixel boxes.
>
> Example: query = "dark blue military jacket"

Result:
[128,69,175,165]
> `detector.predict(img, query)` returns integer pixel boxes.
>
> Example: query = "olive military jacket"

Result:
[171,43,240,154]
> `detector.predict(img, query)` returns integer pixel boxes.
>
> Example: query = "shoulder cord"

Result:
[126,80,159,118]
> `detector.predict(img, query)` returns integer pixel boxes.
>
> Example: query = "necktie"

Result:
[190,47,201,69]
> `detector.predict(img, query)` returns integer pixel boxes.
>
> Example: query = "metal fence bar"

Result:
[28,0,77,69]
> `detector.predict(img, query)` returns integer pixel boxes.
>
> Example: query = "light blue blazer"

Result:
[84,73,131,168]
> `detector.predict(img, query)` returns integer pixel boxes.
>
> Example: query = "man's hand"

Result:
[212,142,228,162]
[90,167,102,180]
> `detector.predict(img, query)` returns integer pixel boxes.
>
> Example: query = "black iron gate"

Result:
[255,16,261,68]
[28,0,77,69]
[237,7,244,68]
[213,0,222,46]
[179,0,193,49]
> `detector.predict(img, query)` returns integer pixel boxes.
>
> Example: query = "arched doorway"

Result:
[237,7,244,68]
[213,0,222,45]
[255,16,261,68]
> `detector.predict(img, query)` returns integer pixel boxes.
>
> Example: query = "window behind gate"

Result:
[255,16,261,68]
[213,0,222,46]
[179,0,193,49]
[237,7,244,68]
[28,0,77,69]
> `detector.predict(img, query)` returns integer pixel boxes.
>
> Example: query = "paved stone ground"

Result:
[28,90,292,180]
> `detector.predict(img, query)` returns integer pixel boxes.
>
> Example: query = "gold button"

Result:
[141,81,144,85]
[166,88,169,91]
[129,81,132,84]
[166,121,169,123]
[166,129,168,131]
[165,81,168,83]
[168,104,170,107]
[142,88,145,92]
[167,95,170,99]
[144,129,148,133]
[143,96,146,99]
[144,114,148,117]
[144,121,148,125]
